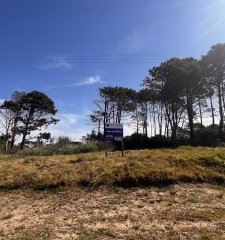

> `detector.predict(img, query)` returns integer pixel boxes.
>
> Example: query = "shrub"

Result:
[16,142,99,156]
[195,127,218,146]
[0,143,5,153]
[121,134,173,150]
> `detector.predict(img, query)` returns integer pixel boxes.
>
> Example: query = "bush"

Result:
[122,133,151,150]
[195,127,218,146]
[16,142,99,156]
[0,143,5,153]
[121,134,173,150]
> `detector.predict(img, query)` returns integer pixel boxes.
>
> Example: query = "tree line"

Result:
[1,43,224,152]
[90,43,225,147]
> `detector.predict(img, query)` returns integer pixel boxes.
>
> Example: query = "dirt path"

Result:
[0,184,225,239]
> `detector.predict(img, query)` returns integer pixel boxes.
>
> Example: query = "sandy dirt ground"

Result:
[0,184,225,240]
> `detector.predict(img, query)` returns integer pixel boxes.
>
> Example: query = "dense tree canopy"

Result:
[0,91,58,150]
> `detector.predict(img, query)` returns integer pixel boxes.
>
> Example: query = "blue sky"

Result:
[1,0,225,140]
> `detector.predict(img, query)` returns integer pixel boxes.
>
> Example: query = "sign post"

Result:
[104,140,107,158]
[104,123,124,157]
[121,138,124,157]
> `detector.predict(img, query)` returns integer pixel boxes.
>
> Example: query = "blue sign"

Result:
[105,123,123,141]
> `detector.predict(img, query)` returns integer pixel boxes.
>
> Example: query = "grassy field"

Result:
[0,147,225,239]
[0,147,225,190]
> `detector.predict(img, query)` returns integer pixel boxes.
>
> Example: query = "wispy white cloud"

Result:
[0,99,5,105]
[61,113,78,126]
[119,30,146,54]
[171,0,190,7]
[36,56,72,70]
[46,75,104,90]
[69,75,104,87]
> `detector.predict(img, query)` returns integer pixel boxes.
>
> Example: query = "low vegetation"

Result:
[16,142,99,156]
[0,147,225,190]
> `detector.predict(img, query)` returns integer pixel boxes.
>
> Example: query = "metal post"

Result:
[105,140,107,158]
[121,138,124,157]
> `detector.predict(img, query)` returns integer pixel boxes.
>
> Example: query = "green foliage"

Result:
[0,91,59,150]
[57,136,71,145]
[201,43,225,139]
[83,130,103,142]
[18,91,59,149]
[16,142,98,156]
[195,127,219,146]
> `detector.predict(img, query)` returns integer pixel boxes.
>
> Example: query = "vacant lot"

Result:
[0,147,225,239]
[0,184,225,239]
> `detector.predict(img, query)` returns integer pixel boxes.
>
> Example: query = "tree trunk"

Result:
[164,113,169,138]
[10,118,18,149]
[210,96,215,128]
[20,130,27,150]
[145,102,148,137]
[198,96,203,130]
[103,97,107,138]
[222,83,225,113]
[171,103,180,146]
[159,104,163,136]
[20,109,34,150]
[153,103,156,136]
[150,112,153,137]
[218,83,224,139]
[4,134,9,153]
[186,94,194,145]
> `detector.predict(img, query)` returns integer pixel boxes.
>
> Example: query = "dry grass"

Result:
[0,147,225,190]
[0,184,225,239]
